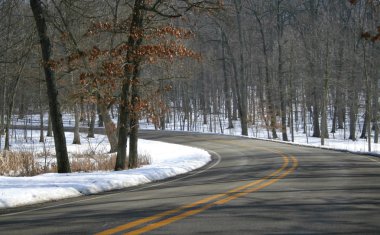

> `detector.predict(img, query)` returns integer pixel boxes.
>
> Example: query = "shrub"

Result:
[0,149,152,176]
[0,151,46,176]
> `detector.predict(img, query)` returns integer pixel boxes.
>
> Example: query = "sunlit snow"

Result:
[2,112,379,209]
[0,132,211,209]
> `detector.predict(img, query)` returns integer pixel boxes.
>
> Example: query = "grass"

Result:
[0,151,44,176]
[0,150,152,176]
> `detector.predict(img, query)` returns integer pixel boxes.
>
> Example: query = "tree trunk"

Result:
[200,65,208,126]
[321,79,329,145]
[115,0,144,171]
[98,101,117,152]
[47,114,53,137]
[72,103,81,144]
[97,105,104,127]
[39,110,44,143]
[276,0,288,142]
[348,87,358,141]
[364,46,371,151]
[30,0,71,173]
[374,79,379,143]
[221,30,233,129]
[289,45,295,142]
[87,103,96,138]
[234,0,248,136]
[331,105,337,133]
[79,98,86,123]
[321,39,330,145]
[336,44,345,130]
[4,63,27,150]
[72,71,80,144]
[1,63,7,137]
[360,111,368,139]
[159,80,166,130]
[254,13,277,139]
[312,86,321,137]
[39,75,44,143]
[129,76,140,169]
[1,78,6,136]
[18,93,25,119]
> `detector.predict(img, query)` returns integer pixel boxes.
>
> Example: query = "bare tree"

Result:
[30,0,71,173]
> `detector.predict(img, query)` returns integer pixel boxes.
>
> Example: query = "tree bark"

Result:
[98,101,118,152]
[87,103,96,138]
[373,79,379,143]
[363,45,371,151]
[30,0,71,173]
[97,105,104,127]
[220,30,233,129]
[129,75,140,169]
[47,114,53,137]
[321,39,330,145]
[276,1,288,141]
[312,86,321,137]
[39,77,44,143]
[4,61,27,150]
[348,72,358,141]
[233,0,248,136]
[360,111,368,139]
[72,102,81,144]
[115,0,144,170]
[254,12,277,139]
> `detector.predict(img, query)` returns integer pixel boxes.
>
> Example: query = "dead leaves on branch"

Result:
[361,26,380,42]
[145,26,193,40]
[53,41,199,72]
[349,0,380,6]
[349,0,380,42]
[54,37,197,104]
[137,42,200,62]
[49,17,199,109]
[86,22,194,42]
[85,17,132,36]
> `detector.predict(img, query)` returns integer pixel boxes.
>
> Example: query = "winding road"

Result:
[1,130,380,234]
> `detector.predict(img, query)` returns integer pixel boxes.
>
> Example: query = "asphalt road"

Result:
[1,130,380,234]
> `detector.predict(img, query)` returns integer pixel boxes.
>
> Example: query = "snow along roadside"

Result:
[0,139,211,209]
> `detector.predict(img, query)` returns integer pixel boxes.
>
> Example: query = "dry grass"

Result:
[70,152,116,172]
[137,153,152,167]
[0,150,152,176]
[70,151,152,172]
[0,151,46,176]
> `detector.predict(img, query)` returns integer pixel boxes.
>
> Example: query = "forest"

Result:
[0,0,379,173]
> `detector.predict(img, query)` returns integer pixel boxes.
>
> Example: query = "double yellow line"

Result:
[96,150,298,235]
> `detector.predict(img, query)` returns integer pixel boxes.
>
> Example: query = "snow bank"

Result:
[0,138,211,209]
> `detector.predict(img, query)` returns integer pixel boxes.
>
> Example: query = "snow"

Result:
[2,112,379,209]
[0,132,211,209]
[140,119,380,155]
[11,112,380,155]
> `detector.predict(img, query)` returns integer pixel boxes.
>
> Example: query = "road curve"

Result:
[1,130,380,234]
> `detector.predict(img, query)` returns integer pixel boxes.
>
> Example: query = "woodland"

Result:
[0,0,379,173]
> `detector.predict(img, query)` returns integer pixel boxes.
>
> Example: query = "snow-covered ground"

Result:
[0,132,211,209]
[10,112,380,155]
[2,112,379,209]
[140,120,380,155]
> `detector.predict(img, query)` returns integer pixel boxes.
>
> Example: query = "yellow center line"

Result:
[95,193,225,235]
[124,203,215,235]
[215,156,298,205]
[96,154,288,235]
[96,143,296,235]
[124,156,299,235]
